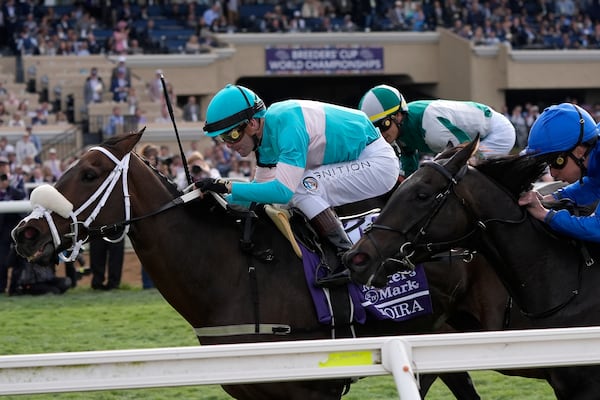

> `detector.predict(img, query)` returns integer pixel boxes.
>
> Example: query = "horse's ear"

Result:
[119,127,146,154]
[445,134,480,174]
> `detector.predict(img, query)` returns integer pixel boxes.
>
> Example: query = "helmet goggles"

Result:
[217,121,248,144]
[374,116,394,133]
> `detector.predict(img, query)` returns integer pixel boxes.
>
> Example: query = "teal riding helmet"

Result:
[358,84,408,123]
[525,103,599,155]
[203,84,267,137]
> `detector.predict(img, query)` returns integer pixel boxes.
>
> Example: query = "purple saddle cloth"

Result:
[300,243,433,326]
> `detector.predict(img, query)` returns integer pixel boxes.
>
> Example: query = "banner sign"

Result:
[265,46,384,74]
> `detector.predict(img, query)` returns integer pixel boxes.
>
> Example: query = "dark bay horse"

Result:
[344,136,600,399]
[12,131,517,399]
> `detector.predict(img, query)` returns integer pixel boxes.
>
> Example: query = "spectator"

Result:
[127,86,139,114]
[148,69,164,103]
[136,18,160,53]
[510,104,529,149]
[226,0,239,28]
[85,31,102,54]
[15,26,39,55]
[25,125,42,159]
[184,34,209,54]
[301,0,323,18]
[11,259,71,295]
[89,236,125,290]
[8,111,25,127]
[154,106,170,124]
[0,137,8,157]
[228,156,255,180]
[187,151,220,185]
[0,158,27,295]
[203,3,222,27]
[133,107,147,126]
[14,130,38,166]
[75,40,90,56]
[182,95,200,122]
[31,108,48,125]
[43,147,63,180]
[75,11,95,39]
[110,55,132,83]
[83,67,105,107]
[112,20,129,54]
[103,106,124,138]
[110,69,130,102]
[54,110,69,125]
[0,102,9,125]
[128,38,144,55]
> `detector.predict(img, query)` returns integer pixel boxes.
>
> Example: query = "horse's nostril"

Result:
[23,227,38,240]
[351,253,368,267]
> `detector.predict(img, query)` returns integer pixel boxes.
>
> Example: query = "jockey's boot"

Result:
[311,208,352,287]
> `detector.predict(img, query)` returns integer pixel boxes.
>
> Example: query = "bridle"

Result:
[18,146,202,262]
[362,159,528,280]
[19,146,131,262]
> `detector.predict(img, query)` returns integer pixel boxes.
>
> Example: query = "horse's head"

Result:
[12,130,146,265]
[343,136,548,287]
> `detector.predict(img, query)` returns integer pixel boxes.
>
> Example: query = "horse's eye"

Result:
[82,170,97,182]
[417,192,429,200]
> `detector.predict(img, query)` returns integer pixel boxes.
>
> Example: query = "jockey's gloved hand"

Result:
[194,178,231,194]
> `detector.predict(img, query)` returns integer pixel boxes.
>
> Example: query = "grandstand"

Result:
[1,1,600,181]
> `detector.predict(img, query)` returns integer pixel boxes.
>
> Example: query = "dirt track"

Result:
[56,250,142,288]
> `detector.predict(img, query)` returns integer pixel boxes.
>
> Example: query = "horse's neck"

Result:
[476,204,583,316]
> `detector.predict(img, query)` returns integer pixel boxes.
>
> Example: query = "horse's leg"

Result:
[419,372,480,400]
[419,373,481,400]
[438,372,481,400]
[222,380,347,400]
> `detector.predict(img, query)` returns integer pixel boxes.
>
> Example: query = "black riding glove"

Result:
[194,178,231,194]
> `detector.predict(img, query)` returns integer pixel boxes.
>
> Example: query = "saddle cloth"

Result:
[300,212,433,325]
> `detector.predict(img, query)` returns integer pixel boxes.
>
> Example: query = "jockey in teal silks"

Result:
[197,84,400,285]
[519,103,600,242]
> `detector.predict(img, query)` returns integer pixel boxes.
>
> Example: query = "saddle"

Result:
[264,193,389,261]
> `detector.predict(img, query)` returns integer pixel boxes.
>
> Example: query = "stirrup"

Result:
[315,268,351,288]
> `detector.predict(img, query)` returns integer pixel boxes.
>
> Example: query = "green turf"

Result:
[0,288,555,399]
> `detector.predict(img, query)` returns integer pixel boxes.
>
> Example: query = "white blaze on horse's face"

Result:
[29,184,73,218]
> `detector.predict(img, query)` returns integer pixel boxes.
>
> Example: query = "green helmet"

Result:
[358,84,408,123]
[204,84,266,137]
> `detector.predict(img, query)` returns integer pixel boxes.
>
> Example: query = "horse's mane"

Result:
[473,154,551,197]
[135,153,182,197]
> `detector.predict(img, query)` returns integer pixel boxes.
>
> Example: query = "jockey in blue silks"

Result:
[196,84,400,284]
[519,103,600,242]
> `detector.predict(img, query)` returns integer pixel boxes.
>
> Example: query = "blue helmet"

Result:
[203,84,266,137]
[524,103,599,155]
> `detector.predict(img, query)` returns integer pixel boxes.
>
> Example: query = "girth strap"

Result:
[193,324,291,337]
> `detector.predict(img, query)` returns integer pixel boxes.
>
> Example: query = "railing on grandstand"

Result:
[39,125,82,162]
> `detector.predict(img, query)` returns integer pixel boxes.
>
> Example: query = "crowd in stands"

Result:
[1,0,600,58]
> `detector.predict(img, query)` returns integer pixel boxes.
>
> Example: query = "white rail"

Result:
[0,200,32,213]
[2,326,600,398]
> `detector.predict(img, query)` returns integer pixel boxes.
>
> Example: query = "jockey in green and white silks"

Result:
[359,85,516,177]
[519,103,600,242]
